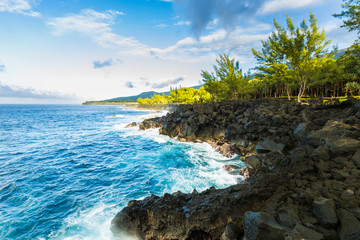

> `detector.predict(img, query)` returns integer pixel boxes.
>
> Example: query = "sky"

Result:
[0,0,358,104]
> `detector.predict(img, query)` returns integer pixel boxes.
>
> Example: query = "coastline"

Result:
[83,101,174,112]
[111,98,360,240]
[121,103,174,112]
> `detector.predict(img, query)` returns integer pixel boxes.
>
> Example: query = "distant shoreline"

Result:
[82,101,137,105]
[83,101,173,111]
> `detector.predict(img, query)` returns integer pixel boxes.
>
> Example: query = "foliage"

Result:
[345,81,360,96]
[333,0,360,34]
[137,87,211,105]
[252,13,334,102]
[338,42,360,81]
[138,11,360,106]
[201,54,251,101]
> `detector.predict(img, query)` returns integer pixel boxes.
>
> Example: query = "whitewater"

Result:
[0,104,243,240]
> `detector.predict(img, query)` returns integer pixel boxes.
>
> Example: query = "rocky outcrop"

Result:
[112,99,360,240]
[138,117,165,130]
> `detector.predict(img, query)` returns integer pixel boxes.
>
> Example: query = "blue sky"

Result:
[0,0,358,103]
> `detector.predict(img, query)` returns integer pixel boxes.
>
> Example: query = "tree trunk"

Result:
[286,86,291,100]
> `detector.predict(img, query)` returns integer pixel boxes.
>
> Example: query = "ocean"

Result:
[0,104,242,240]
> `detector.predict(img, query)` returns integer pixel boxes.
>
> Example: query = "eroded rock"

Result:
[312,198,338,228]
[243,211,286,240]
[337,208,360,240]
[112,99,360,240]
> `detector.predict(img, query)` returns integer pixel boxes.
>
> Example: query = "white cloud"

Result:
[0,0,41,17]
[46,8,270,67]
[47,9,123,35]
[174,21,191,26]
[150,76,184,89]
[259,0,323,14]
[321,19,358,49]
[156,23,168,28]
[0,82,78,100]
[149,23,271,63]
[47,9,149,54]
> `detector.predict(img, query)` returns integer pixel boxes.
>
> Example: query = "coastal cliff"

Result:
[112,99,360,240]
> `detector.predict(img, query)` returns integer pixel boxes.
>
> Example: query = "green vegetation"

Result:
[199,12,360,103]
[346,81,360,96]
[253,13,334,102]
[138,4,360,105]
[333,0,360,34]
[137,87,211,105]
[202,54,251,101]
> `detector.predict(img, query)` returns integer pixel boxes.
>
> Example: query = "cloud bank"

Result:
[172,0,323,37]
[259,0,323,14]
[150,77,184,89]
[0,82,77,100]
[172,0,267,38]
[46,8,147,53]
[47,8,123,35]
[0,0,41,17]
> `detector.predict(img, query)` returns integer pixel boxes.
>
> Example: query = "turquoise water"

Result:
[0,105,241,240]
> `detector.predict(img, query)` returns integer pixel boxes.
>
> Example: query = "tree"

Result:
[333,0,360,34]
[338,42,360,82]
[252,13,333,102]
[201,70,225,102]
[202,54,249,101]
[345,81,360,96]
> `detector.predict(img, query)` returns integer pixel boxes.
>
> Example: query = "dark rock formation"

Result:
[139,117,165,130]
[243,211,287,240]
[112,99,360,240]
[125,122,138,128]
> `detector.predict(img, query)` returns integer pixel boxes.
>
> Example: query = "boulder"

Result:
[225,123,243,140]
[337,208,360,240]
[223,165,240,172]
[311,146,331,161]
[125,122,138,128]
[244,121,258,133]
[139,117,164,130]
[316,227,339,240]
[352,149,360,168]
[277,204,301,228]
[312,198,338,228]
[245,155,261,171]
[290,224,324,240]
[302,109,316,122]
[330,138,360,156]
[294,123,307,145]
[295,122,322,146]
[243,211,286,240]
[331,169,350,181]
[290,147,313,174]
[256,139,284,154]
[221,222,241,240]
[272,115,284,125]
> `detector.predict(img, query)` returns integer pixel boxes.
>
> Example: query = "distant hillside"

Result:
[103,85,202,102]
[105,91,169,102]
[82,85,203,105]
[334,48,347,59]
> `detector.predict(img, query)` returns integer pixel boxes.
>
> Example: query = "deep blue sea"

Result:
[0,104,242,240]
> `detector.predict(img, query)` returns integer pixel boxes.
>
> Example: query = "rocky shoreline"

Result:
[112,99,360,240]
